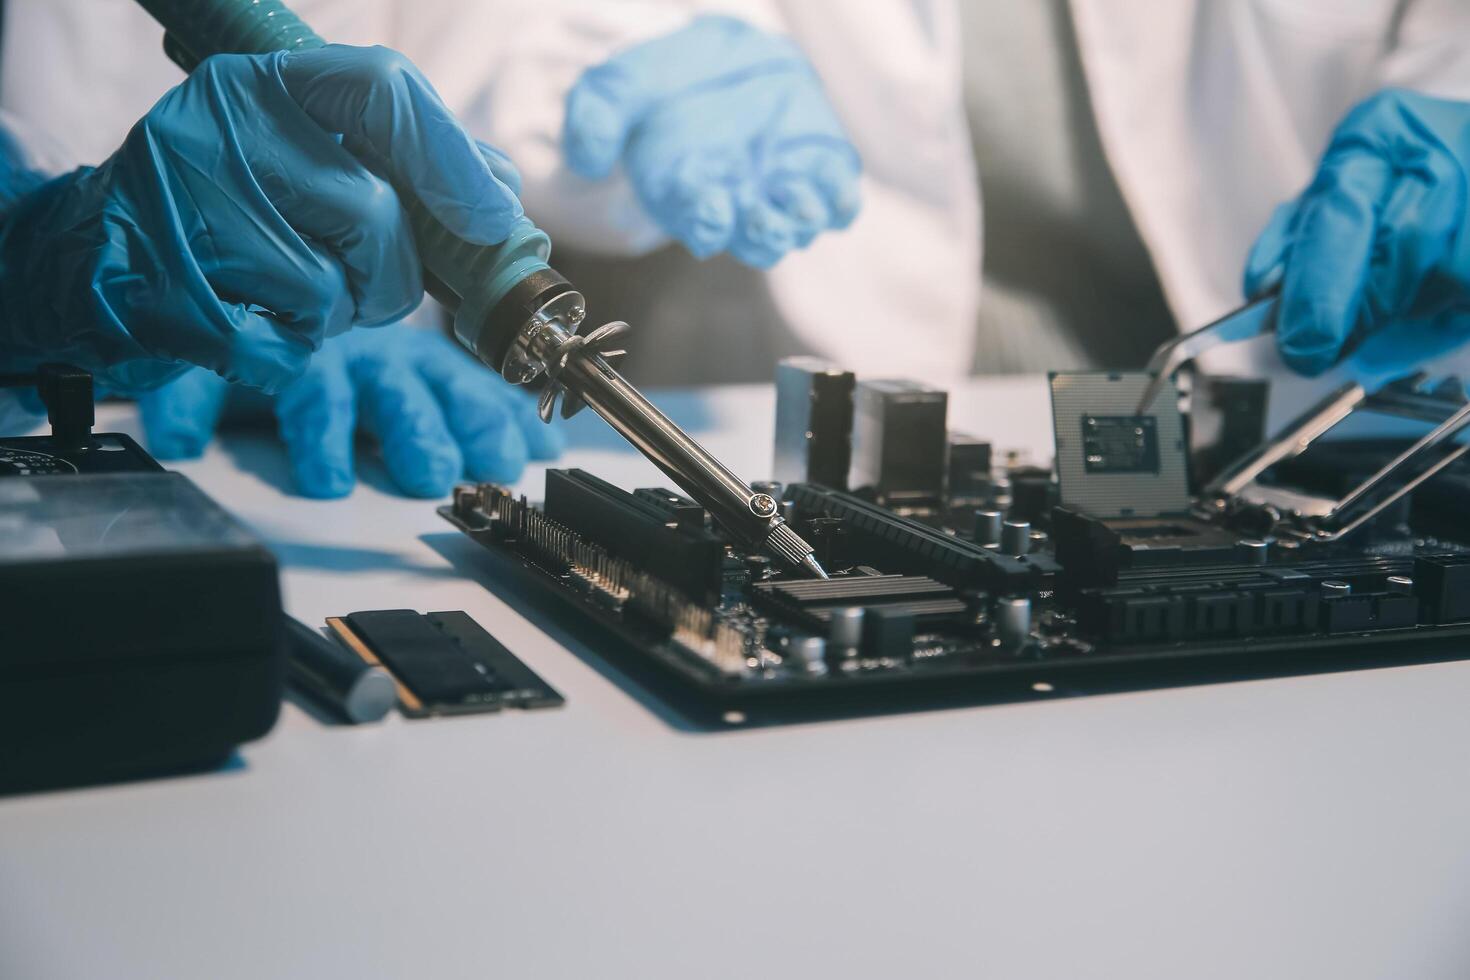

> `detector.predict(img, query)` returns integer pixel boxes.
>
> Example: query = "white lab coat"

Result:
[2,0,1468,390]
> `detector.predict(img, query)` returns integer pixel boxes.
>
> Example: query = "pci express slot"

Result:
[787,483,1057,593]
[752,573,968,630]
[544,469,725,603]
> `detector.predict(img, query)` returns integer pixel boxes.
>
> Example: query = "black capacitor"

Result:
[996,597,1032,649]
[947,434,992,498]
[1413,555,1470,623]
[1235,539,1269,564]
[861,606,915,658]
[1007,466,1053,523]
[744,554,775,581]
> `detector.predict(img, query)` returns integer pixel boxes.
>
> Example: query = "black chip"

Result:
[1081,415,1159,474]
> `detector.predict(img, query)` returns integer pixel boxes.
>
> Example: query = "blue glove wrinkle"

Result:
[0,126,48,215]
[1243,199,1297,298]
[765,174,830,246]
[348,335,463,498]
[1363,130,1464,324]
[562,77,639,180]
[730,188,801,269]
[279,46,522,246]
[137,368,230,459]
[0,390,43,434]
[562,16,861,268]
[1276,145,1394,375]
[1,45,522,391]
[136,324,565,498]
[274,341,358,498]
[1247,89,1470,374]
[653,152,739,258]
[414,335,538,483]
[476,141,523,196]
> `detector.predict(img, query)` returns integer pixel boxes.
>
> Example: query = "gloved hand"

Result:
[137,324,562,498]
[0,44,522,393]
[1244,89,1470,375]
[563,15,861,269]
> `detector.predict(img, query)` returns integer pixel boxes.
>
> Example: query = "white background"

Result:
[3,379,1470,980]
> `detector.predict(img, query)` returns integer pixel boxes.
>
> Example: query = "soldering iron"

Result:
[132,0,828,580]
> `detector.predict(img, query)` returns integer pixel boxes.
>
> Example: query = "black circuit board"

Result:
[439,453,1470,723]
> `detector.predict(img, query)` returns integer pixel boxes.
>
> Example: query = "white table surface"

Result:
[4,377,1470,980]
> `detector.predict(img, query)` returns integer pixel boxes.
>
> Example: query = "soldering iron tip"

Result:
[801,554,831,580]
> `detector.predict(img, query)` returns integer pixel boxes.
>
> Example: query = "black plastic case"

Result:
[1,472,283,792]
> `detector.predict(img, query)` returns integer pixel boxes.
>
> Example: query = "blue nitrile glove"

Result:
[0,44,522,394]
[1244,89,1470,375]
[0,126,47,432]
[137,324,562,498]
[563,15,861,269]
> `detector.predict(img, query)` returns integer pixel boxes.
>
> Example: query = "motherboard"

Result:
[441,359,1470,724]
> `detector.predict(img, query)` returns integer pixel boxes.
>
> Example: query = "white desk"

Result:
[4,378,1470,980]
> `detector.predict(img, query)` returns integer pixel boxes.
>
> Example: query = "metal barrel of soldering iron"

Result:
[133,0,825,576]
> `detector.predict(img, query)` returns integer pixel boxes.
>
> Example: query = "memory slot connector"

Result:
[452,482,750,674]
[787,483,1058,593]
[545,469,726,603]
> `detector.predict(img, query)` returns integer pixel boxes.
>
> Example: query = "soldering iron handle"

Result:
[132,0,560,377]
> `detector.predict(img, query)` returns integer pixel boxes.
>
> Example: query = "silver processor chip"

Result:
[1050,372,1188,518]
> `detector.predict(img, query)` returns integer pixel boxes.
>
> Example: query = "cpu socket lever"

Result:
[1202,373,1470,542]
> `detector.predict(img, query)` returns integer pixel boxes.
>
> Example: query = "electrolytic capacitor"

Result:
[973,509,1004,547]
[1237,539,1269,564]
[1001,520,1031,556]
[829,606,865,651]
[997,597,1032,650]
[744,554,775,581]
[1387,575,1414,594]
[1321,580,1351,597]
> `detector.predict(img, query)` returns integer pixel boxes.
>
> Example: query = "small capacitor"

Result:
[973,509,1004,547]
[997,597,1032,649]
[1387,575,1414,594]
[1028,530,1048,552]
[789,635,828,673]
[452,483,480,519]
[1237,539,1269,564]
[1001,520,1031,556]
[829,606,865,651]
[1321,580,1351,597]
[744,554,775,581]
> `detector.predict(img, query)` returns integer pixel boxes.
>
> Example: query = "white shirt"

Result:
[3,0,1467,391]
